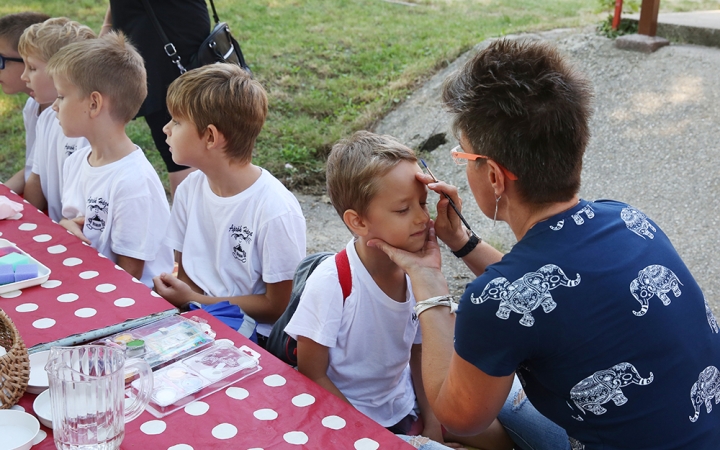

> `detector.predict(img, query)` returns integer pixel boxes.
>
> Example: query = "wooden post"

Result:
[638,0,661,36]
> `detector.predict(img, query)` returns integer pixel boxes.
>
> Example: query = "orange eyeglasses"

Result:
[450,145,518,181]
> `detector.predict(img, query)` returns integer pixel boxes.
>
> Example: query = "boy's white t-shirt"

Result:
[285,239,422,427]
[32,108,88,221]
[22,98,40,180]
[167,169,307,336]
[61,145,174,287]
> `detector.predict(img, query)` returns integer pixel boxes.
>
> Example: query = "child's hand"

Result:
[153,272,195,307]
[59,217,91,244]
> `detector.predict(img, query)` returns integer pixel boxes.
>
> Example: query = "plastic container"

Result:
[0,239,51,294]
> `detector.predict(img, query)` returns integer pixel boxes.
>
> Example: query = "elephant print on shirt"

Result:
[629,265,682,317]
[570,362,654,416]
[571,205,595,225]
[470,264,581,327]
[568,437,585,450]
[703,296,719,333]
[621,206,656,239]
[689,366,720,422]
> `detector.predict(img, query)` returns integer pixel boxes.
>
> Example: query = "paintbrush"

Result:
[420,159,478,238]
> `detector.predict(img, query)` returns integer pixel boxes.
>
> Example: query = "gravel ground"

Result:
[296,27,720,313]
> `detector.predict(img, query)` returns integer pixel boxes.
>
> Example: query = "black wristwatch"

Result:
[452,232,481,258]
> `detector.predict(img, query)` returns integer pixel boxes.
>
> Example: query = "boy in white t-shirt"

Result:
[0,12,49,195]
[18,17,94,221]
[47,32,173,287]
[152,64,306,340]
[284,131,513,450]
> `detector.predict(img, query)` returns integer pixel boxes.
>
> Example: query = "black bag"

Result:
[190,21,249,71]
[141,0,250,74]
[266,250,352,366]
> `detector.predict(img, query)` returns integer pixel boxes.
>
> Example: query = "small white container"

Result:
[33,389,53,428]
[0,410,40,450]
[26,350,50,395]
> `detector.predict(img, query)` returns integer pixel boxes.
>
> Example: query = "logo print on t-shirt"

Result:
[64,143,78,157]
[86,197,108,231]
[229,224,253,263]
[703,296,719,333]
[689,365,720,422]
[570,362,654,416]
[571,205,595,225]
[470,264,581,327]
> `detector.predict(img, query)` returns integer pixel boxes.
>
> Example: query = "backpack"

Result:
[266,250,352,366]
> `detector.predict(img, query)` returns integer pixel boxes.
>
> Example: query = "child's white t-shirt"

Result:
[166,169,307,336]
[22,98,40,181]
[32,109,88,221]
[61,145,174,287]
[285,239,422,427]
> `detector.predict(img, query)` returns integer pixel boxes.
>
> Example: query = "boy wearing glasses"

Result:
[0,12,49,195]
[153,64,306,343]
[48,33,173,287]
[17,17,94,221]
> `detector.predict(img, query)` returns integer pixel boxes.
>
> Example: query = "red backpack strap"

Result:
[335,249,352,302]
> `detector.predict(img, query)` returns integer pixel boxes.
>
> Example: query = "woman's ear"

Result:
[486,160,506,197]
[343,209,368,237]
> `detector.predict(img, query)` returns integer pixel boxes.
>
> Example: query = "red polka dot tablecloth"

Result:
[0,184,175,349]
[17,311,414,450]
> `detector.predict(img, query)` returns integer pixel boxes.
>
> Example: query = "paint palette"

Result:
[130,342,261,418]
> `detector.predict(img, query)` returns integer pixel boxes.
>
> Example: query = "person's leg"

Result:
[495,376,571,450]
[144,108,196,196]
[443,419,514,450]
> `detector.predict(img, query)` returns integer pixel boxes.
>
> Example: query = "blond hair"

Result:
[326,131,417,219]
[17,17,94,61]
[166,64,267,163]
[46,32,147,124]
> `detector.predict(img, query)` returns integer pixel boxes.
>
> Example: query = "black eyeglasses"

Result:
[0,54,24,70]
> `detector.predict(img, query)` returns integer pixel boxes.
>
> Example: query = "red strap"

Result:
[335,249,352,302]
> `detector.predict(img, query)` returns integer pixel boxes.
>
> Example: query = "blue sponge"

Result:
[0,253,30,270]
[13,263,38,282]
[0,264,12,285]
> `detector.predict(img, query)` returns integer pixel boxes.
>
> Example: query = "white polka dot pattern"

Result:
[57,293,79,303]
[32,234,52,242]
[63,257,83,266]
[283,431,309,445]
[225,387,249,400]
[114,297,135,307]
[0,290,22,298]
[291,393,315,407]
[211,423,237,440]
[321,415,346,430]
[263,374,286,387]
[18,223,37,231]
[79,271,99,279]
[47,244,67,254]
[15,303,38,312]
[74,308,97,318]
[96,283,116,293]
[41,280,62,288]
[253,409,278,420]
[33,318,56,329]
[140,420,167,435]
[184,401,209,416]
[354,438,380,450]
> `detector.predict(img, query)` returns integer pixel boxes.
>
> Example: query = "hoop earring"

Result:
[493,195,501,227]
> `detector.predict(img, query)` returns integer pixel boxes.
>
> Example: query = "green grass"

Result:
[1,0,717,192]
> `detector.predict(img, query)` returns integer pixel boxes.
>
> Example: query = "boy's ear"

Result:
[342,209,368,237]
[204,124,227,152]
[88,91,103,119]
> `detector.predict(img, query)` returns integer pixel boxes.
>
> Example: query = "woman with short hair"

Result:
[371,39,720,450]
